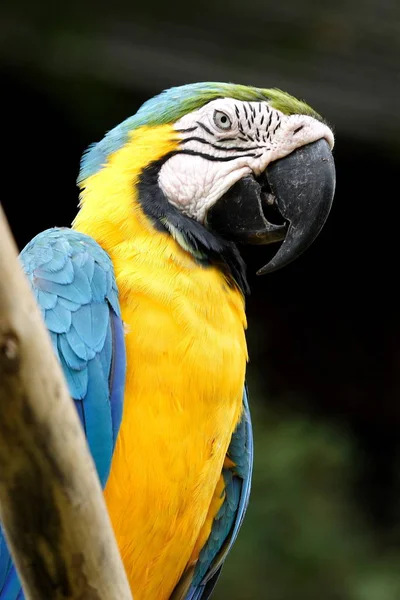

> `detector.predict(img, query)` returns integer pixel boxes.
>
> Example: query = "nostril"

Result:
[293,125,304,135]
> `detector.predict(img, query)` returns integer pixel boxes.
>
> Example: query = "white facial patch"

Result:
[158,98,334,223]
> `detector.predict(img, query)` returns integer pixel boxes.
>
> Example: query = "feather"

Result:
[0,228,126,599]
[182,387,253,600]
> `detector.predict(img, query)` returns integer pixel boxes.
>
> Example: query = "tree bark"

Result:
[0,206,133,600]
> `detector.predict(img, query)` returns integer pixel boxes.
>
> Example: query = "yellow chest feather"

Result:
[73,125,248,599]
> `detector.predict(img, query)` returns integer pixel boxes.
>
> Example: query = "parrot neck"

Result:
[73,124,248,294]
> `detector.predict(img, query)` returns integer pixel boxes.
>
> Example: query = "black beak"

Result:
[207,138,336,275]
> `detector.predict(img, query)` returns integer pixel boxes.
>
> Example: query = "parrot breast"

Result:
[73,124,248,599]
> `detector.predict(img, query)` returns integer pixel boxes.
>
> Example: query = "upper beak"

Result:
[207,138,336,275]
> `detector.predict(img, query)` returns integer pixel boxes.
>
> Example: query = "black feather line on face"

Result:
[137,156,249,295]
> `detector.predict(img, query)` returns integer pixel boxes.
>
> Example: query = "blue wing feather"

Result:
[184,385,253,600]
[20,227,126,484]
[0,534,20,600]
[0,228,126,599]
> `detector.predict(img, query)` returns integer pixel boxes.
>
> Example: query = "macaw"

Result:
[0,82,335,600]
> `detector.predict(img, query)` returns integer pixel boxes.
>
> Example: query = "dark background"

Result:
[2,1,400,598]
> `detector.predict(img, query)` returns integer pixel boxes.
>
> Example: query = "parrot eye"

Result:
[213,110,232,131]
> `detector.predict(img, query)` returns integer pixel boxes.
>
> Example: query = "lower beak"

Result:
[207,138,336,275]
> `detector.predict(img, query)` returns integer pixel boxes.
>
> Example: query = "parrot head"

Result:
[78,82,335,278]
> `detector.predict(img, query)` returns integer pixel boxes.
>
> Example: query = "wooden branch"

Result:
[0,206,133,600]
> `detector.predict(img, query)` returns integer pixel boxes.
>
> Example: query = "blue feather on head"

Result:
[78,81,321,183]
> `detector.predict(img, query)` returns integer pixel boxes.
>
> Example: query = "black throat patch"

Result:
[137,156,249,295]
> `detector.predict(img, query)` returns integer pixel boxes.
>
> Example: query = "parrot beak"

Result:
[207,138,336,275]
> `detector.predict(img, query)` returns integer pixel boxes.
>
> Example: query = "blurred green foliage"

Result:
[215,380,400,600]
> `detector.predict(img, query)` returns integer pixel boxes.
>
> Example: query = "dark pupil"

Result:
[221,115,227,123]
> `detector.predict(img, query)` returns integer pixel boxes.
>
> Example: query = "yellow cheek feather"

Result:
[73,124,248,600]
